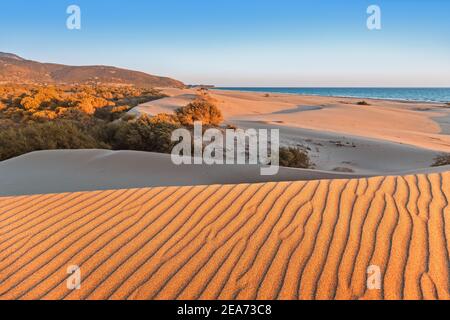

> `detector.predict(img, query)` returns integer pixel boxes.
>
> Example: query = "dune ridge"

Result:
[0,171,449,300]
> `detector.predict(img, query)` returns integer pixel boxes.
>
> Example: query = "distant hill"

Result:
[0,52,184,88]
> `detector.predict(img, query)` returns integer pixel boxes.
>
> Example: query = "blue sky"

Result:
[1,0,449,86]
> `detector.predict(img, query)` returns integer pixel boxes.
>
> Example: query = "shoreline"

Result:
[212,87,450,104]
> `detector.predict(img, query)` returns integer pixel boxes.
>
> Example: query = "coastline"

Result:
[213,87,450,104]
[125,87,450,176]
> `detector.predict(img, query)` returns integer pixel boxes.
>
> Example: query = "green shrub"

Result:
[94,105,130,121]
[279,147,312,169]
[0,121,107,161]
[111,115,181,153]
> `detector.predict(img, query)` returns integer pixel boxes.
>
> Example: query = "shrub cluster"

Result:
[279,147,312,169]
[432,154,450,167]
[0,120,106,161]
[0,85,314,170]
[0,84,168,161]
[108,115,181,153]
[0,84,164,123]
[175,97,223,126]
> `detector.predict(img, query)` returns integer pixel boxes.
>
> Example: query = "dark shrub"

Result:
[0,121,107,161]
[432,154,450,167]
[94,105,131,121]
[279,147,312,169]
[111,115,181,153]
[356,101,370,106]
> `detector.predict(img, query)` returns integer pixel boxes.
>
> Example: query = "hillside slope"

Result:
[0,52,184,88]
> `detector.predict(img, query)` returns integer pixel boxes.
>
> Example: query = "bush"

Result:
[279,147,312,169]
[0,85,226,161]
[432,154,450,167]
[94,105,130,121]
[175,98,223,126]
[110,115,181,153]
[0,121,107,161]
[150,113,180,125]
[356,101,370,106]
[31,110,58,121]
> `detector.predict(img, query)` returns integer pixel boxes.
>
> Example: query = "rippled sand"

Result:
[1,172,449,300]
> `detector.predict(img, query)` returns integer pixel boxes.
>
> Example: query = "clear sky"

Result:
[1,0,449,86]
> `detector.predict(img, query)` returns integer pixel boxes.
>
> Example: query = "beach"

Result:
[132,88,450,173]
[1,88,450,300]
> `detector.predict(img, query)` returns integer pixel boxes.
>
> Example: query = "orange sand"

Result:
[135,88,450,153]
[0,172,449,300]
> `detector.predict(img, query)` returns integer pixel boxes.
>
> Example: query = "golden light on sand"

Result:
[0,172,448,300]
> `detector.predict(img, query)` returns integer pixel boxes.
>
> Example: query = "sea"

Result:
[215,87,450,103]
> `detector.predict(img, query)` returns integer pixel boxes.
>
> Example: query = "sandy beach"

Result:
[1,89,450,300]
[0,171,449,300]
[130,88,450,174]
[1,89,450,195]
[2,0,450,304]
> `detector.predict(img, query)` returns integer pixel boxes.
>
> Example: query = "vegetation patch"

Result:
[0,85,315,169]
[175,96,223,127]
[279,147,312,169]
[0,84,167,161]
[0,120,106,161]
[432,153,450,167]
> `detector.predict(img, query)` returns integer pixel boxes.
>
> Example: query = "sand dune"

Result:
[1,88,449,300]
[210,89,450,152]
[0,150,366,196]
[129,88,450,173]
[128,93,197,117]
[2,149,450,197]
[151,88,450,152]
[0,171,449,300]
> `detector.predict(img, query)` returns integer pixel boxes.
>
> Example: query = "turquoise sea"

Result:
[215,88,450,103]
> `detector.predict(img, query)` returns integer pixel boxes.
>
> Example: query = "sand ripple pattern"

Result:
[0,173,449,300]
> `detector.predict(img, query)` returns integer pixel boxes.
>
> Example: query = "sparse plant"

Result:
[432,153,450,167]
[357,101,370,106]
[279,146,312,169]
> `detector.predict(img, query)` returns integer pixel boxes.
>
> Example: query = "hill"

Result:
[0,52,184,88]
